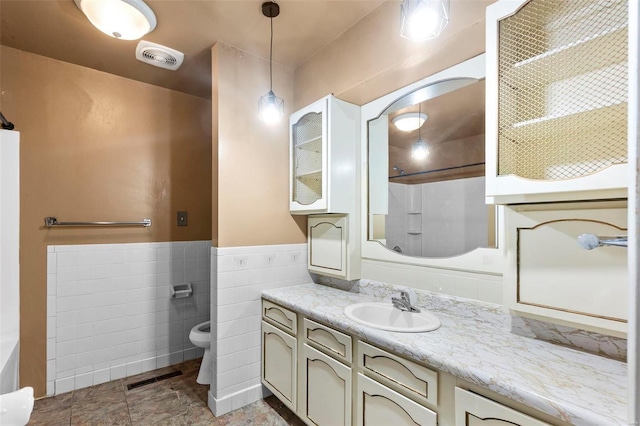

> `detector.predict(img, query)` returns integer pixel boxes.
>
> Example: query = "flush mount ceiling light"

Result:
[258,2,284,124]
[392,112,428,132]
[400,0,450,42]
[74,0,157,40]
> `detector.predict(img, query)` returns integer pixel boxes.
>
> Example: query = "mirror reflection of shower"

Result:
[392,165,406,176]
[369,75,497,259]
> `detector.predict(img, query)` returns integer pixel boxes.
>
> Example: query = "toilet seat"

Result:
[189,321,211,348]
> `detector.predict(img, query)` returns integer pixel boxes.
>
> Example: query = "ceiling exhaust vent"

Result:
[135,41,184,71]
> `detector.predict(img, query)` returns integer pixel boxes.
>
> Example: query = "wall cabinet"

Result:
[455,388,550,426]
[289,94,360,214]
[485,0,629,204]
[504,201,627,335]
[308,214,361,280]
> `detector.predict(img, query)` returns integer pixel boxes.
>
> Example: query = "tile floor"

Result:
[28,359,304,425]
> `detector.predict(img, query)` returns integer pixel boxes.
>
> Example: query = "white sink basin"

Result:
[344,302,441,332]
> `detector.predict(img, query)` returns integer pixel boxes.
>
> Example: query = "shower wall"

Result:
[46,241,211,396]
[386,177,488,257]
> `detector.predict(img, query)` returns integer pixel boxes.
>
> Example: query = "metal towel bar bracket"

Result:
[44,217,152,228]
[578,233,627,250]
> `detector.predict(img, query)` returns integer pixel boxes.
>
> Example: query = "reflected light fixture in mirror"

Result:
[411,104,429,160]
[392,112,428,132]
[258,1,285,124]
[74,0,157,40]
[400,0,450,42]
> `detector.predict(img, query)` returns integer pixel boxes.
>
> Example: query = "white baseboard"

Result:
[208,384,273,416]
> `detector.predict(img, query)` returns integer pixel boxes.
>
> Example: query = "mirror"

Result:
[368,57,496,259]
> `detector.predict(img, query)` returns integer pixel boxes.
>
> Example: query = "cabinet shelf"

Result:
[295,136,322,150]
[509,23,627,84]
[295,169,322,179]
[510,100,626,136]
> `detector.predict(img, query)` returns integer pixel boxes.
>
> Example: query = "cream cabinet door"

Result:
[308,214,347,277]
[262,321,297,412]
[455,388,550,426]
[356,373,437,426]
[300,344,352,426]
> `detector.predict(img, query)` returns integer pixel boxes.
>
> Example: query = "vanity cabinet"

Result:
[261,303,297,412]
[262,299,560,426]
[356,374,437,426]
[455,388,550,426]
[290,94,360,214]
[299,318,353,426]
[485,0,629,204]
[300,344,352,426]
[357,341,438,408]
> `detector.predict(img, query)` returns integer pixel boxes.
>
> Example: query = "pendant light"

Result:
[258,2,284,124]
[400,0,450,42]
[411,104,429,160]
[74,0,157,40]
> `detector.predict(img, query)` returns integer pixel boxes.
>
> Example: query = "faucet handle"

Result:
[399,289,417,305]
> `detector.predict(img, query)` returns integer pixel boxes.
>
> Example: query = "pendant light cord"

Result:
[269,15,274,92]
[417,103,421,140]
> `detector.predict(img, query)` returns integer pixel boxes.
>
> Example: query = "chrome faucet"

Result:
[391,290,421,313]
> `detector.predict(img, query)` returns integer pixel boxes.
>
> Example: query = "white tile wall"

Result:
[208,243,312,416]
[46,241,211,395]
[386,177,488,257]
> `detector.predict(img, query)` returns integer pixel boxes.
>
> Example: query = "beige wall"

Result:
[212,42,306,247]
[293,0,493,109]
[0,46,212,396]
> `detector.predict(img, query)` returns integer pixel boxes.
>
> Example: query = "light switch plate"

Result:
[177,211,188,226]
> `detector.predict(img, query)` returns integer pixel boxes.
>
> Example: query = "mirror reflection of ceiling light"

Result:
[411,140,429,160]
[74,0,157,40]
[392,112,428,132]
[400,0,450,42]
[411,103,429,160]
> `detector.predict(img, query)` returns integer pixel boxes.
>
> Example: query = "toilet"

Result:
[0,387,34,426]
[189,321,211,385]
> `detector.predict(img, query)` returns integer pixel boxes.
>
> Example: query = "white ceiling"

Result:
[1,0,385,99]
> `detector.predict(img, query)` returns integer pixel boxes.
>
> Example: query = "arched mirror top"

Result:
[362,54,503,274]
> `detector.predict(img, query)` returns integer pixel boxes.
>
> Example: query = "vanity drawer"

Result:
[358,341,438,407]
[303,318,352,363]
[455,388,550,426]
[262,300,297,335]
[356,373,437,426]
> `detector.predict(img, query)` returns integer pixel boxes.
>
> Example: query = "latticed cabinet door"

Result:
[486,0,629,204]
[290,98,328,213]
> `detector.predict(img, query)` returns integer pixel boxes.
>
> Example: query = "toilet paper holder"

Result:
[170,282,193,299]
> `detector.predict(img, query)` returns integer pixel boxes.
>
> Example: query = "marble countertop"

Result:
[262,282,627,426]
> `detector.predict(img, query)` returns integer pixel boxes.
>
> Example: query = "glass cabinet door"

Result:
[291,108,324,208]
